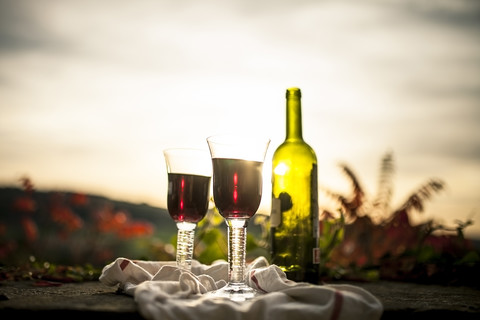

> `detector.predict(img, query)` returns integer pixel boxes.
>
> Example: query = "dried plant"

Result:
[320,152,478,285]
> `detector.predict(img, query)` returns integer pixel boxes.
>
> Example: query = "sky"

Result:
[1,0,479,238]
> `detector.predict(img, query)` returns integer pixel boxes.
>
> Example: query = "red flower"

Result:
[70,193,89,206]
[21,217,38,242]
[12,196,36,213]
[50,205,84,233]
[117,222,154,239]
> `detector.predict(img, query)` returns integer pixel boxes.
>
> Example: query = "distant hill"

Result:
[0,186,177,241]
[0,186,180,266]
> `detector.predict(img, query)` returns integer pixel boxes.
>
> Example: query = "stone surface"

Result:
[0,280,140,319]
[0,279,479,319]
[337,280,480,319]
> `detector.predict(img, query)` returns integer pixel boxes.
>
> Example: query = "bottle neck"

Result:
[286,88,303,141]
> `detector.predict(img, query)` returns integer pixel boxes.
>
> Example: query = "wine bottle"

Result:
[270,87,320,283]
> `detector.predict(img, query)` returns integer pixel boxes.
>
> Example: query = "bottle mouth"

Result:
[286,87,301,98]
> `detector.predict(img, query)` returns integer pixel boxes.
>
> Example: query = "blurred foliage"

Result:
[0,256,101,284]
[319,151,479,286]
[0,177,171,282]
[1,151,479,287]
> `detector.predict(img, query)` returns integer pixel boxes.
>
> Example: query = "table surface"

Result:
[0,279,479,319]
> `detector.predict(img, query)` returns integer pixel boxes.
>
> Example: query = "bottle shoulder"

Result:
[272,140,317,162]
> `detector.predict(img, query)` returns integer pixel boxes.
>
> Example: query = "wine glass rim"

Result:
[206,134,270,145]
[206,134,270,162]
[163,148,212,176]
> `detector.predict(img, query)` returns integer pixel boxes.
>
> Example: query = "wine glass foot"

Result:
[207,283,261,302]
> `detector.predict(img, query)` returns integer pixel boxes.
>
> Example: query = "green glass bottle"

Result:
[270,87,320,283]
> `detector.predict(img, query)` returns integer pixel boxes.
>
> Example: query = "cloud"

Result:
[0,0,69,53]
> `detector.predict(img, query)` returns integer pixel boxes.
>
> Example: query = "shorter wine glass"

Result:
[163,148,212,271]
[206,134,270,302]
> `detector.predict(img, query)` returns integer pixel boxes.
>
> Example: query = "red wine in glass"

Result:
[206,134,270,301]
[212,158,263,219]
[167,173,211,223]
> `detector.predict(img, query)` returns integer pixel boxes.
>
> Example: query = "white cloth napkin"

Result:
[99,256,383,320]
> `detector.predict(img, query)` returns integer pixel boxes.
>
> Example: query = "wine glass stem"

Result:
[176,222,196,270]
[227,219,248,284]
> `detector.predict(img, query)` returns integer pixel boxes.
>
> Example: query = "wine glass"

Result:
[163,148,212,271]
[206,134,270,301]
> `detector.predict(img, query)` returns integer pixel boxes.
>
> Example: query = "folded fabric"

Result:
[99,256,383,320]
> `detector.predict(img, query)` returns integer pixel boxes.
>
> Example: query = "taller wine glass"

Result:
[163,148,212,271]
[206,134,270,302]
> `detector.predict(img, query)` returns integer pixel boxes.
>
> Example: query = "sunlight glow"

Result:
[274,163,289,176]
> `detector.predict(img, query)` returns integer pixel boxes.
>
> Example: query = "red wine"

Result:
[212,158,263,219]
[167,173,211,223]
